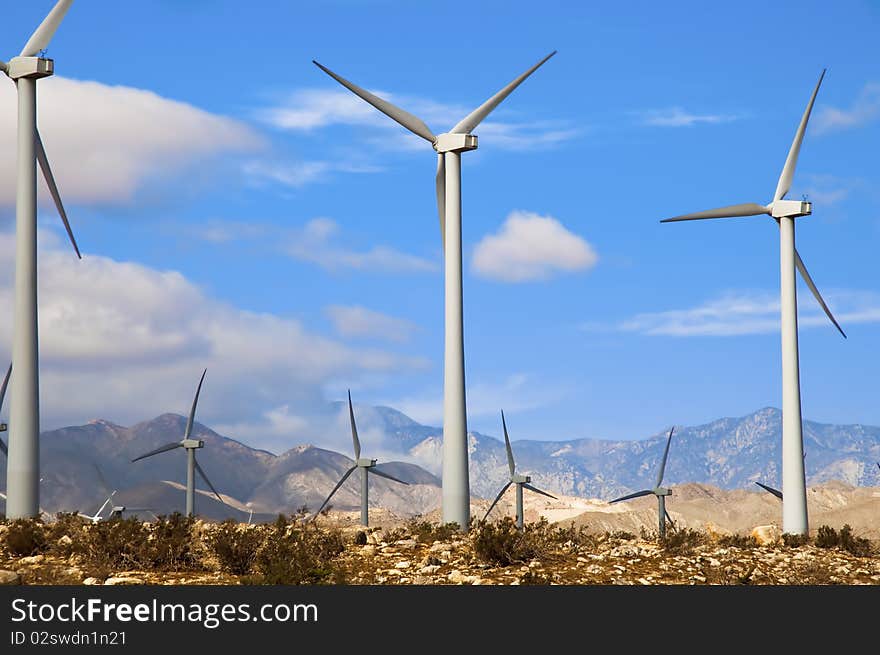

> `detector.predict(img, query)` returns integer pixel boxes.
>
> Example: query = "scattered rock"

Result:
[0,570,22,585]
[394,561,411,570]
[103,577,144,586]
[751,525,782,546]
[19,555,45,565]
[83,577,101,586]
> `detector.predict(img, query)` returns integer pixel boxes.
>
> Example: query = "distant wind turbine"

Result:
[609,426,676,539]
[312,390,408,527]
[483,410,557,529]
[130,369,225,517]
[661,71,844,537]
[77,489,117,524]
[2,0,83,519]
[313,52,555,530]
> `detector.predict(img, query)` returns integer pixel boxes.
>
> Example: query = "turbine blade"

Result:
[194,457,224,505]
[483,482,512,520]
[347,389,360,460]
[665,509,675,527]
[656,426,674,488]
[94,490,117,519]
[0,61,7,73]
[20,0,74,57]
[370,468,409,486]
[755,481,783,500]
[36,130,81,258]
[313,466,357,517]
[608,489,653,503]
[501,410,515,476]
[774,70,825,202]
[131,441,182,462]
[185,368,207,439]
[794,249,846,338]
[661,203,769,223]
[312,60,435,143]
[91,461,111,495]
[0,362,11,413]
[450,51,557,134]
[435,153,446,250]
[523,483,557,500]
[0,438,6,457]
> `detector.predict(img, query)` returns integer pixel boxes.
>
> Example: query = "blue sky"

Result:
[0,0,878,454]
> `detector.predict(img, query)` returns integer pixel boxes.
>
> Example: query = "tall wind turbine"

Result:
[312,390,408,527]
[130,369,225,517]
[313,52,555,530]
[609,427,676,539]
[661,71,843,536]
[483,410,556,529]
[0,363,11,457]
[2,0,82,519]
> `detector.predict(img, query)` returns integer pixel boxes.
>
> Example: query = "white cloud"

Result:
[637,107,740,128]
[325,305,417,343]
[619,290,880,337]
[471,210,598,282]
[286,218,438,273]
[0,231,427,454]
[814,82,880,134]
[260,87,577,151]
[243,158,383,189]
[0,77,263,206]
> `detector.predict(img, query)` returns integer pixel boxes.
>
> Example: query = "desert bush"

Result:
[717,533,757,549]
[147,513,199,570]
[471,517,553,566]
[2,518,47,556]
[782,532,810,548]
[207,520,264,575]
[815,524,873,557]
[46,513,89,557]
[75,517,150,574]
[403,518,460,545]
[661,527,706,554]
[248,516,345,584]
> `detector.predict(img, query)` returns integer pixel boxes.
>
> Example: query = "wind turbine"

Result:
[609,427,676,539]
[483,410,556,529]
[313,52,556,530]
[661,71,844,536]
[130,369,225,517]
[312,390,408,527]
[2,0,83,520]
[77,490,117,524]
[0,363,11,458]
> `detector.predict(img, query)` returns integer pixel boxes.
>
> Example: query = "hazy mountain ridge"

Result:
[1,405,879,520]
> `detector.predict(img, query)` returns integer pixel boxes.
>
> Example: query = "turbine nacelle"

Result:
[356,458,377,468]
[770,199,812,219]
[511,473,530,484]
[433,133,478,154]
[4,56,54,80]
[653,487,672,497]
[181,438,204,450]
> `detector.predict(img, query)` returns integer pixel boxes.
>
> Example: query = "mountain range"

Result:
[1,405,879,521]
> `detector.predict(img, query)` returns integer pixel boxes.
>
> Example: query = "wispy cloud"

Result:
[325,305,418,343]
[618,290,880,337]
[286,218,438,274]
[259,87,579,151]
[471,210,598,282]
[798,174,860,207]
[636,107,741,128]
[814,82,880,134]
[243,158,383,189]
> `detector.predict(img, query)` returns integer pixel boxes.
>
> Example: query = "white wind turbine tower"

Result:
[2,0,82,519]
[131,369,225,517]
[313,51,556,530]
[483,410,556,529]
[312,390,408,527]
[609,427,676,539]
[661,71,843,536]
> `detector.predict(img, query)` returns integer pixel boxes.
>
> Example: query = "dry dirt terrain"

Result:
[1,495,878,586]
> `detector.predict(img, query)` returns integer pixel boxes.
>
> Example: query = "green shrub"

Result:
[76,517,150,574]
[3,518,47,556]
[661,527,706,554]
[249,517,345,584]
[815,525,838,549]
[471,517,551,566]
[147,513,198,570]
[717,533,757,548]
[782,532,810,548]
[816,524,873,557]
[207,520,264,575]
